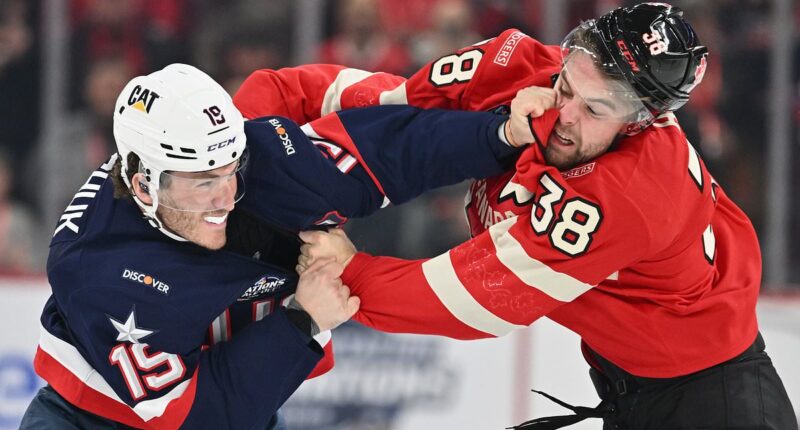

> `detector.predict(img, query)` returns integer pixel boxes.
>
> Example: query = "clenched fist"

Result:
[505,86,558,147]
[297,229,357,274]
[293,258,359,332]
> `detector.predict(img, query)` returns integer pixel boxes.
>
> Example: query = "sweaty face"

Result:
[547,52,634,170]
[156,161,239,250]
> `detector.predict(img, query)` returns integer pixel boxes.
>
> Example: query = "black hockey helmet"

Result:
[560,3,708,133]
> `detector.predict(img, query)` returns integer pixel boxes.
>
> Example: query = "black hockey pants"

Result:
[511,333,797,429]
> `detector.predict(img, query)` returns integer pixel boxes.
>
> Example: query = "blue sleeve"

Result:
[240,117,382,230]
[239,108,518,231]
[335,105,518,209]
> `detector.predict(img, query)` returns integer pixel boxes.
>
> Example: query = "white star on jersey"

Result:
[109,310,153,344]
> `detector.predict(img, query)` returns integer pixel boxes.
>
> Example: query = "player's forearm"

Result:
[234,65,407,122]
[234,65,348,122]
[338,106,520,207]
[343,253,496,340]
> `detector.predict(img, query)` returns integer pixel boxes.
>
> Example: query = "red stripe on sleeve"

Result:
[307,115,387,197]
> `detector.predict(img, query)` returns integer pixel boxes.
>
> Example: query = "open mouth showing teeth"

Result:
[204,214,228,225]
[555,131,574,145]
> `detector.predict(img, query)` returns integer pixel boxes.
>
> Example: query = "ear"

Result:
[131,172,153,205]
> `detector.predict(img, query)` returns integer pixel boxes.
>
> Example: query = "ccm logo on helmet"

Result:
[121,269,170,295]
[616,40,640,72]
[127,85,161,114]
[208,137,236,152]
[268,118,295,156]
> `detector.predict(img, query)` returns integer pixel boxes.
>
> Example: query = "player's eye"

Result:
[559,83,573,98]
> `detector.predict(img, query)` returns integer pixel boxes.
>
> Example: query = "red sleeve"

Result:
[232,29,561,124]
[403,29,562,111]
[343,139,652,340]
[233,65,406,122]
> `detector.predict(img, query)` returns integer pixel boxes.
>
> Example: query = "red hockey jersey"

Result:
[235,29,761,378]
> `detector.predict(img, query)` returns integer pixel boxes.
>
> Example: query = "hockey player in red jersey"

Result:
[293,4,797,429]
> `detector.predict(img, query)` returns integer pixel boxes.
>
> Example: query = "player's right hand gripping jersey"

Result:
[236,29,763,378]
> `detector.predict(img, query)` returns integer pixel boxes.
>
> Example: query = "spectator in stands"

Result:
[68,0,188,111]
[0,150,41,275]
[409,0,480,69]
[0,0,40,208]
[319,0,412,75]
[218,33,280,95]
[190,0,293,80]
[37,56,133,228]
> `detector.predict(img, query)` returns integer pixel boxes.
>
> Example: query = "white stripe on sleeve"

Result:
[488,217,595,302]
[321,69,375,116]
[313,330,332,347]
[300,123,322,139]
[378,82,408,106]
[421,252,525,337]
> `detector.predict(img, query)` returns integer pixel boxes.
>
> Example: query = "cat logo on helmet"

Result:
[126,85,161,113]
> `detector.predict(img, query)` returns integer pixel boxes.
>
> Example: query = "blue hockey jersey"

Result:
[34,105,516,429]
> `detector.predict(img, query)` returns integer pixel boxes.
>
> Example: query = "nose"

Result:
[211,176,237,211]
[557,95,579,126]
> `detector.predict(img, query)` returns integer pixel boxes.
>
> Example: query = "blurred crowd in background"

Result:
[0,0,798,286]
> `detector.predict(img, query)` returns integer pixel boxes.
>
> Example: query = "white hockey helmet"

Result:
[113,64,247,239]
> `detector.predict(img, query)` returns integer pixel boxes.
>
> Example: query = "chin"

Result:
[545,142,590,171]
[203,241,226,251]
[544,149,574,171]
[205,236,227,250]
[191,231,227,250]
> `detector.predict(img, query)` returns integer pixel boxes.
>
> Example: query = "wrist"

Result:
[286,298,320,337]
[503,120,521,148]
[342,252,355,268]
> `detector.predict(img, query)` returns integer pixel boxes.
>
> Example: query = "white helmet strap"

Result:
[119,154,188,242]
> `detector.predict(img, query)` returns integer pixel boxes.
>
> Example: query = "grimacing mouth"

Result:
[554,129,574,145]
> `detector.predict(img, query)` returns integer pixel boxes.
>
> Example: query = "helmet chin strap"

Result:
[120,154,188,243]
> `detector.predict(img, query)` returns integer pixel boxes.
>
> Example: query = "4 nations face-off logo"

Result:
[239,276,287,301]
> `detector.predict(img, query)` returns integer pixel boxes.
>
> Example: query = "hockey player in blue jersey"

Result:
[20,63,530,429]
